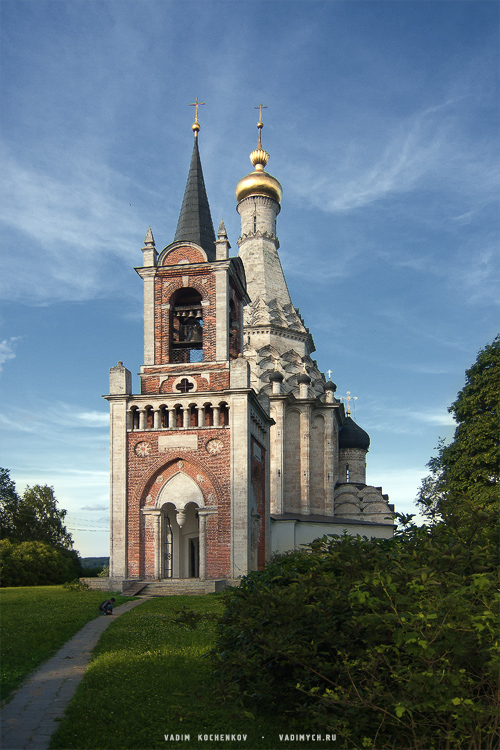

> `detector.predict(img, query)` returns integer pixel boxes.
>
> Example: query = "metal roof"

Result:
[173,136,216,260]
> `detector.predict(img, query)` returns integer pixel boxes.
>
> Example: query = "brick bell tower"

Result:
[104,114,272,583]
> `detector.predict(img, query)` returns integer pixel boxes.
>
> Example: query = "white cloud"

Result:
[285,94,498,220]
[76,411,110,426]
[0,337,21,372]
[365,403,456,436]
[406,410,455,427]
[1,402,109,436]
[81,504,108,511]
[0,147,146,304]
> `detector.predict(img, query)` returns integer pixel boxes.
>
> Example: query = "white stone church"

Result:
[103,110,394,590]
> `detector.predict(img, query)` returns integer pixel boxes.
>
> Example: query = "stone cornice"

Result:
[237,230,280,249]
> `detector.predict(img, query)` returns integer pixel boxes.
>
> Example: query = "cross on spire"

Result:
[340,391,358,417]
[254,103,267,149]
[189,97,205,122]
[327,369,332,380]
[254,103,268,124]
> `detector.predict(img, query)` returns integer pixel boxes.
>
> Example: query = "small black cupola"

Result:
[339,416,370,450]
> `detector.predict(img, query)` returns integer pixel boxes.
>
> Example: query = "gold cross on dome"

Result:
[340,391,357,417]
[273,358,280,370]
[189,97,205,122]
[327,369,332,380]
[254,103,268,124]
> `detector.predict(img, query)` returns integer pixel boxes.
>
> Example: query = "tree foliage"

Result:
[211,340,500,748]
[0,467,19,539]
[417,335,499,533]
[212,519,498,750]
[0,539,81,587]
[0,470,73,549]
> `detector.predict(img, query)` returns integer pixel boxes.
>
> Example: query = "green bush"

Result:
[212,521,499,750]
[0,539,81,586]
[80,566,104,577]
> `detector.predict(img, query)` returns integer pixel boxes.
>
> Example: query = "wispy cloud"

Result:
[76,411,110,426]
[1,402,109,436]
[285,95,498,219]
[0,337,21,372]
[0,147,147,304]
[81,504,108,512]
[364,402,456,437]
[406,410,455,427]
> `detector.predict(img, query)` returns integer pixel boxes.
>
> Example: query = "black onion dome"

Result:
[297,373,311,384]
[324,380,337,391]
[339,416,370,450]
[269,370,284,382]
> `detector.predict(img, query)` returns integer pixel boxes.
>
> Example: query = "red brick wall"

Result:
[140,370,230,395]
[162,245,206,265]
[154,270,217,365]
[126,428,231,579]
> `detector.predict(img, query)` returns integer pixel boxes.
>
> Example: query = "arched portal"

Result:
[156,473,204,579]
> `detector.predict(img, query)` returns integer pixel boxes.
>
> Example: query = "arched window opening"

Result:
[130,406,139,430]
[170,288,203,363]
[189,405,198,428]
[175,405,183,429]
[204,404,213,427]
[146,407,154,430]
[220,402,229,426]
[161,406,169,429]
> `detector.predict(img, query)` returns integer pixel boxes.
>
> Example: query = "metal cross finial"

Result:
[254,103,268,124]
[327,369,332,381]
[254,104,268,149]
[340,390,358,417]
[189,97,205,122]
[273,358,280,370]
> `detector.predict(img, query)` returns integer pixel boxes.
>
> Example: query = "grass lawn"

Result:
[0,586,134,701]
[50,595,320,750]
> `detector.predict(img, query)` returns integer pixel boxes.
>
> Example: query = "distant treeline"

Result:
[81,557,109,569]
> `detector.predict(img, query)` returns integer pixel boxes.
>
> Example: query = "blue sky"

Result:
[1,0,498,557]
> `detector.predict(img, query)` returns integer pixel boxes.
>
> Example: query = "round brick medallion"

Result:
[134,441,151,457]
[206,438,223,455]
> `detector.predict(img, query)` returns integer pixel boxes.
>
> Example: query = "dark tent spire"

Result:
[173,133,216,260]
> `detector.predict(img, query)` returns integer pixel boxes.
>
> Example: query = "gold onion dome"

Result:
[235,120,282,204]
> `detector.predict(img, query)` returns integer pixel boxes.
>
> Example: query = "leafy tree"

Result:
[0,470,74,549]
[417,336,499,534]
[0,467,20,539]
[213,521,498,750]
[0,539,81,586]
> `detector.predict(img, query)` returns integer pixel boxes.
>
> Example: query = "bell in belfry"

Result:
[184,314,203,343]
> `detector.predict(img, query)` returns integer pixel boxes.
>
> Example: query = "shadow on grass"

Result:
[49,595,318,750]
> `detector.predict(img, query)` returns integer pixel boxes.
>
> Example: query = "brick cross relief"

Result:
[176,378,195,393]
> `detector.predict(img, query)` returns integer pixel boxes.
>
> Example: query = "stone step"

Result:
[121,581,149,596]
[141,579,227,596]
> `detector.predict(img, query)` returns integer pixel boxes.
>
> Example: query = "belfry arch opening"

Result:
[170,287,203,363]
[157,472,204,579]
